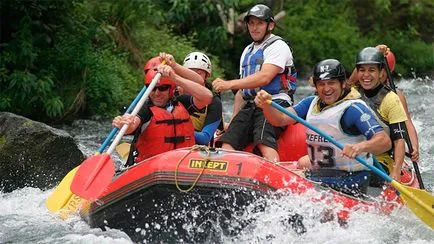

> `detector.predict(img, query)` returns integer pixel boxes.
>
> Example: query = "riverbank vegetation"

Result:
[1,0,432,122]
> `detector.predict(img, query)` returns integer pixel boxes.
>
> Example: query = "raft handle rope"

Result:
[175,145,211,193]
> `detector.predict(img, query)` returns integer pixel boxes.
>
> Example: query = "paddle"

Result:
[267,100,434,229]
[71,68,164,201]
[116,142,131,161]
[383,56,425,189]
[46,80,153,214]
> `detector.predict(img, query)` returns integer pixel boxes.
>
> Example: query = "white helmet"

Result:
[183,52,212,75]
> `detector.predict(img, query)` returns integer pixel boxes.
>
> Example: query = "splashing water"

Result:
[1,79,433,243]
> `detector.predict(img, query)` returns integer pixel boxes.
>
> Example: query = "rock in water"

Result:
[0,112,85,192]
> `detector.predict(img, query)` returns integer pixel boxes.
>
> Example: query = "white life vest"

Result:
[306,96,374,171]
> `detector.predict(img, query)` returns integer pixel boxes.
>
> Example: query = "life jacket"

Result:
[358,84,392,134]
[240,35,297,100]
[190,106,207,131]
[358,85,399,171]
[134,103,195,162]
[306,93,374,172]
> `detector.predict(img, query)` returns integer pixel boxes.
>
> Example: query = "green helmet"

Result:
[356,47,385,67]
[313,59,346,83]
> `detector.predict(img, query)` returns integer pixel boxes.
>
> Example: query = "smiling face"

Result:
[246,16,273,42]
[150,85,171,108]
[357,64,384,90]
[315,79,345,105]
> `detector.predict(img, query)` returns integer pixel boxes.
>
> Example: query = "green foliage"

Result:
[151,0,240,76]
[276,0,432,77]
[350,0,433,76]
[279,0,364,75]
[375,31,433,77]
[0,0,142,121]
[1,0,432,123]
[0,1,70,120]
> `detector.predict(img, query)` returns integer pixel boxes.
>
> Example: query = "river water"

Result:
[1,78,433,243]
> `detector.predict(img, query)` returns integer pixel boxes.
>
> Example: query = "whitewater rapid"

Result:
[1,78,433,243]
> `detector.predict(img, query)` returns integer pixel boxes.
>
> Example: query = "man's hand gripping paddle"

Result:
[45,69,161,214]
[70,67,164,200]
[267,100,434,230]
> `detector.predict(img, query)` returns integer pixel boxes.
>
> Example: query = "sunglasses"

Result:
[152,85,171,92]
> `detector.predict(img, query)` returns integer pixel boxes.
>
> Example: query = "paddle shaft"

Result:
[98,85,148,153]
[79,71,163,192]
[106,72,162,155]
[268,100,434,229]
[48,87,147,211]
[269,100,394,183]
[384,58,425,189]
[83,86,149,188]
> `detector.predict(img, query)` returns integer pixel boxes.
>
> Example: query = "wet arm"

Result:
[160,52,204,85]
[172,62,205,85]
[112,114,141,135]
[354,131,391,156]
[194,97,222,145]
[391,138,405,180]
[195,120,221,145]
[261,95,313,127]
[173,74,212,109]
[341,103,392,157]
[255,90,298,126]
[389,121,407,180]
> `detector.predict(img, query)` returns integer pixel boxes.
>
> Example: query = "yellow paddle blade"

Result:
[46,166,86,219]
[46,166,77,211]
[116,142,131,161]
[391,181,434,229]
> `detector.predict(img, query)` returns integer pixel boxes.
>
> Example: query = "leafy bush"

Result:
[1,0,432,122]
[279,0,368,76]
[0,3,68,121]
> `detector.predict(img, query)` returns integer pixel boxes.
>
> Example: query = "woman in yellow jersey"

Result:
[349,45,419,162]
[354,47,408,182]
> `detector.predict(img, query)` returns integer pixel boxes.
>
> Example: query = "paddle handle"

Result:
[384,57,425,189]
[268,100,394,183]
[98,86,148,153]
[106,72,162,155]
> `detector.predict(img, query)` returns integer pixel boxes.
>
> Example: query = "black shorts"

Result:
[220,99,290,151]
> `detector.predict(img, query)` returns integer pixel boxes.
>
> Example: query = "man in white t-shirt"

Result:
[212,4,294,161]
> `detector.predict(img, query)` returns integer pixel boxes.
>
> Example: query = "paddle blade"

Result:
[46,166,77,211]
[46,166,87,219]
[392,181,434,229]
[71,154,115,200]
[116,142,131,161]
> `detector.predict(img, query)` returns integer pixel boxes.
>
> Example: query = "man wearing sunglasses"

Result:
[113,56,213,165]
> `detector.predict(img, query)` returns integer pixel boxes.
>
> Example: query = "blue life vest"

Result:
[240,35,297,100]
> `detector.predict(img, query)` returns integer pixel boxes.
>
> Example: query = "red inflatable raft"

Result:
[79,123,418,242]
